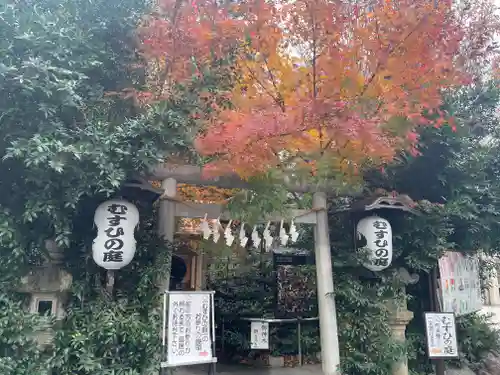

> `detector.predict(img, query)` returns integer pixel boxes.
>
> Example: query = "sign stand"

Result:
[161,291,217,375]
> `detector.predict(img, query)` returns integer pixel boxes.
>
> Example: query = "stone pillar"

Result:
[386,268,419,375]
[158,178,177,242]
[313,192,341,375]
[487,268,500,305]
[388,308,414,375]
[195,253,204,290]
[157,179,177,375]
[158,178,177,293]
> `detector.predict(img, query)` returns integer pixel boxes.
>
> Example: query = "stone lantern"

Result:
[333,193,419,375]
[388,267,420,375]
[18,239,72,346]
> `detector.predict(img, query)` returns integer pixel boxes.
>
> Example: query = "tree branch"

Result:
[359,14,428,99]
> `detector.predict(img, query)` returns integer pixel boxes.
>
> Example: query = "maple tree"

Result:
[136,0,499,184]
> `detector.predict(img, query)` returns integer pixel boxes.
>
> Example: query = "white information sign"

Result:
[250,321,270,350]
[424,312,459,359]
[438,251,482,316]
[162,291,217,368]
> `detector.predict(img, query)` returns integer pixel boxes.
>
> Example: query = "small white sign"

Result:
[92,200,139,270]
[165,292,216,367]
[250,321,270,350]
[424,312,459,359]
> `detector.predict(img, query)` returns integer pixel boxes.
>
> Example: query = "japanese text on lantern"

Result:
[92,199,139,270]
[356,216,393,272]
[372,219,389,268]
[424,312,458,359]
[103,203,127,263]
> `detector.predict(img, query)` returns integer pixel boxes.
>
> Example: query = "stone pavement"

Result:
[174,364,322,375]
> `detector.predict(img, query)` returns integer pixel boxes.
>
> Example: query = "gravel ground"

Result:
[172,364,322,375]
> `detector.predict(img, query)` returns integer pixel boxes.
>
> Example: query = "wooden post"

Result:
[430,268,445,375]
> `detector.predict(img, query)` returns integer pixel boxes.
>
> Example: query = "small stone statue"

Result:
[394,267,420,285]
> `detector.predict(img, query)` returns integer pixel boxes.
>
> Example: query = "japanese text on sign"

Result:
[166,292,215,366]
[438,252,482,316]
[424,312,459,359]
[250,321,270,350]
[92,199,139,270]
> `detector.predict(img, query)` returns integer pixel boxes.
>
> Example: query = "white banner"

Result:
[250,321,269,350]
[165,292,216,367]
[424,312,459,359]
[438,252,482,316]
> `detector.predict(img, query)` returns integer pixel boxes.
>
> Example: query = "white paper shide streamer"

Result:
[212,217,221,244]
[251,225,261,249]
[279,220,289,246]
[199,214,211,240]
[262,221,273,251]
[224,220,235,246]
[289,219,299,243]
[196,214,301,248]
[239,222,248,247]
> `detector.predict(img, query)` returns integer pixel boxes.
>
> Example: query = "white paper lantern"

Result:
[356,216,392,272]
[92,199,139,270]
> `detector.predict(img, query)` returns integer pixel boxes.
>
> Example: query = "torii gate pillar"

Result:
[313,192,341,375]
[158,178,177,291]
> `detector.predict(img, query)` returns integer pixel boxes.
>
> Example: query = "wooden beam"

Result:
[123,181,316,223]
[150,164,251,189]
[175,201,317,224]
[149,164,331,193]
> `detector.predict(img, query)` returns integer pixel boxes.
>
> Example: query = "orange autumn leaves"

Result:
[137,0,499,180]
[137,0,243,99]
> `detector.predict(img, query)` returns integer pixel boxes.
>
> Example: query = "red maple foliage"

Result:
[136,0,243,100]
[137,0,500,180]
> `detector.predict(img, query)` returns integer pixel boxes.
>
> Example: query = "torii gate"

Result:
[132,163,341,375]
